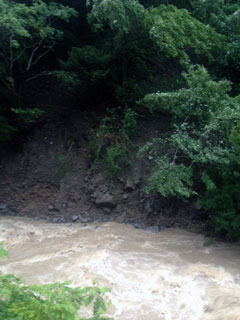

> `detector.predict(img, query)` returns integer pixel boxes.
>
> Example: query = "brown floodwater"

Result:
[0,216,240,320]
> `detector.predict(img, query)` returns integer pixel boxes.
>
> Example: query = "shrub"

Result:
[139,65,240,239]
[88,108,136,180]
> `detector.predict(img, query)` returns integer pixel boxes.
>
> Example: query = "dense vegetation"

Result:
[0,0,240,240]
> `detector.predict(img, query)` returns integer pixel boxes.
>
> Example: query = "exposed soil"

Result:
[0,103,212,236]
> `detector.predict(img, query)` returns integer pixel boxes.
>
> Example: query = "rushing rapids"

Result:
[0,216,240,320]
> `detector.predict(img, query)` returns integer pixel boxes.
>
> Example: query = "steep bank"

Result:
[0,111,210,235]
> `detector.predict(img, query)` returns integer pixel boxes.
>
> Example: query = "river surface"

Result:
[0,216,240,320]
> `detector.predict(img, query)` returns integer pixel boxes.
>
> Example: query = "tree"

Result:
[0,0,77,97]
[58,1,222,107]
[139,65,240,239]
[189,0,240,80]
[149,4,222,65]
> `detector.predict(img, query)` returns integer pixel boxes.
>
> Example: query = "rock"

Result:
[92,174,105,188]
[85,187,95,196]
[115,204,125,213]
[0,203,7,210]
[116,212,127,224]
[133,223,143,229]
[118,176,125,183]
[194,201,202,210]
[124,167,142,191]
[48,205,55,211]
[101,216,109,222]
[95,195,117,209]
[145,226,160,233]
[72,215,79,222]
[165,221,174,227]
[82,133,89,141]
[125,177,134,191]
[144,197,155,215]
[9,206,17,213]
[103,208,111,214]
[99,185,108,194]
[79,216,89,223]
[123,193,129,200]
[90,192,97,198]
[133,167,142,187]
[47,211,55,216]
[18,182,27,189]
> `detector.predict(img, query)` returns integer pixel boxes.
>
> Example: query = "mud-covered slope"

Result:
[0,112,210,234]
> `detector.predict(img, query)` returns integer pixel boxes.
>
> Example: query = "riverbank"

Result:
[0,111,211,237]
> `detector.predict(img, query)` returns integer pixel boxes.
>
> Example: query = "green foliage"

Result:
[140,65,233,123]
[54,154,68,178]
[140,65,240,237]
[53,70,80,89]
[150,5,222,65]
[144,156,196,200]
[201,168,240,240]
[0,0,239,239]
[11,107,44,123]
[0,276,112,320]
[106,144,128,180]
[87,0,148,37]
[0,242,8,259]
[87,0,221,66]
[229,119,240,155]
[191,0,240,70]
[88,118,112,164]
[58,0,222,108]
[58,1,151,105]
[121,108,137,143]
[0,0,77,142]
[57,46,110,88]
[89,108,136,179]
[0,0,77,94]
[0,245,112,320]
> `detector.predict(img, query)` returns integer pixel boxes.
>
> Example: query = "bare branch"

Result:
[26,37,45,71]
[0,51,8,65]
[172,146,179,164]
[9,31,14,77]
[30,43,55,68]
[13,47,26,63]
[25,71,50,83]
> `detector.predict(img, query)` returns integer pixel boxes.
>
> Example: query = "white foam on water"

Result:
[0,216,240,320]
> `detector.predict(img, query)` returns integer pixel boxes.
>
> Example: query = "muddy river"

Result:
[0,216,240,320]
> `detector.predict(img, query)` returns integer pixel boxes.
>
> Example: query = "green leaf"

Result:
[0,242,9,259]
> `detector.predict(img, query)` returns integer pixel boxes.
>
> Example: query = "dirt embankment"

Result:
[0,108,211,235]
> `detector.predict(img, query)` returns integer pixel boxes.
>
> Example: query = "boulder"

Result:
[95,194,117,209]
